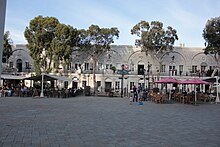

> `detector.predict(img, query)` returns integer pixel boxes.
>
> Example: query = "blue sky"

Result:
[4,0,220,47]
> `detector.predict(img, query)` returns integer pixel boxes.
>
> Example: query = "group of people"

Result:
[0,85,30,97]
[129,84,148,105]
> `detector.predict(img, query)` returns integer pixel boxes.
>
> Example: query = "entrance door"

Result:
[16,59,22,72]
[138,64,144,75]
[105,82,112,92]
[72,81,78,89]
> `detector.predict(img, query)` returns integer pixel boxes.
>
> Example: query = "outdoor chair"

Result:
[154,94,162,103]
[161,94,168,103]
[209,94,216,103]
[200,94,210,102]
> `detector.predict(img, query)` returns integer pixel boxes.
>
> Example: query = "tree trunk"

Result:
[93,58,97,96]
[48,54,53,72]
[212,54,220,77]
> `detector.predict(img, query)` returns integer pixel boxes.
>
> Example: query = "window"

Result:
[75,64,78,70]
[106,64,109,69]
[25,62,29,69]
[130,63,134,71]
[106,64,112,69]
[169,65,175,70]
[179,65,183,72]
[82,81,87,87]
[179,65,183,76]
[97,81,101,87]
[192,65,197,73]
[98,63,102,70]
[64,81,68,88]
[201,66,206,72]
[130,82,134,90]
[161,65,166,72]
[67,63,71,70]
[169,66,176,76]
[9,62,13,68]
[115,81,120,90]
[84,63,89,70]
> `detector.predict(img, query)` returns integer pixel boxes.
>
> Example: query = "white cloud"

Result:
[5,27,27,44]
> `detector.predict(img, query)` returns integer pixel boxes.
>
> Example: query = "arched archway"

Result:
[160,51,186,76]
[16,59,22,72]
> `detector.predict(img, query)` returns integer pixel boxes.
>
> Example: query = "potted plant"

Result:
[110,66,116,73]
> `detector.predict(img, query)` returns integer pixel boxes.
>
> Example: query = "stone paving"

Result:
[0,96,220,147]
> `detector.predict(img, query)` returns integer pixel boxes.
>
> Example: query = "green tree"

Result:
[24,15,60,74]
[79,25,119,94]
[131,20,178,55]
[3,31,13,64]
[131,20,178,73]
[53,23,80,73]
[203,16,220,75]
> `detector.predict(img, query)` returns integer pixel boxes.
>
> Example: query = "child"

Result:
[129,96,133,105]
[138,97,143,105]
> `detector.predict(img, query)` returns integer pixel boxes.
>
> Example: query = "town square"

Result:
[0,0,220,146]
[0,96,220,146]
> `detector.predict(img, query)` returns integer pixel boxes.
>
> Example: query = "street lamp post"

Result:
[40,73,45,98]
[215,76,220,103]
[143,69,146,89]
[121,64,125,98]
[0,0,7,81]
[117,64,130,98]
[87,74,90,86]
[147,61,151,92]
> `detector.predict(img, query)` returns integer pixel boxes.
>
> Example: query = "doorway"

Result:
[138,64,144,75]
[16,59,22,72]
[72,81,78,89]
[105,82,112,92]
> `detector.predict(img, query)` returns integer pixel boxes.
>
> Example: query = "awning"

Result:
[49,75,71,81]
[203,77,220,83]
[1,74,26,80]
[24,74,71,81]
[24,74,57,81]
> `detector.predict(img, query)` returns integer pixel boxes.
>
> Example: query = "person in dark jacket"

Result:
[133,85,138,102]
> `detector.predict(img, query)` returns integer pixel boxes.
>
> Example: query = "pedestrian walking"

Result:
[133,85,138,102]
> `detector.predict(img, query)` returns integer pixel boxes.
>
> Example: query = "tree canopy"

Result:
[79,24,119,94]
[203,16,220,61]
[131,20,178,55]
[3,31,13,63]
[52,23,80,72]
[79,24,119,58]
[24,15,80,74]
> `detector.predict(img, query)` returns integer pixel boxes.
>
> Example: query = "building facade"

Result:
[3,44,219,94]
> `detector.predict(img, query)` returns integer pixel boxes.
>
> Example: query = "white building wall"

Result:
[5,44,219,93]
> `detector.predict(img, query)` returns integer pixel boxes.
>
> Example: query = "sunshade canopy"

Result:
[24,74,57,81]
[178,78,209,84]
[24,74,71,81]
[203,77,220,83]
[1,74,26,80]
[155,77,178,83]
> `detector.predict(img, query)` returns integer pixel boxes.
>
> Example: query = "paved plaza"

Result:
[0,96,220,147]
